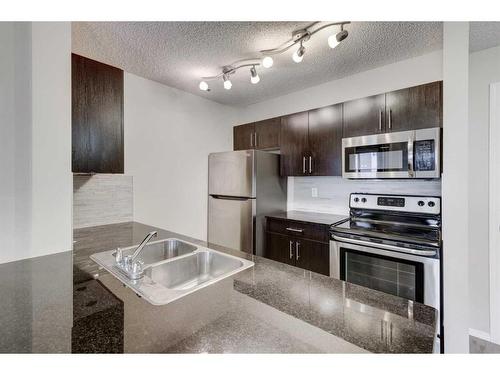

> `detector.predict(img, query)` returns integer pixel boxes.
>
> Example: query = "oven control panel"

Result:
[350,193,440,214]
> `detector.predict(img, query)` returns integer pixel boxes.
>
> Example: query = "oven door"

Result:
[330,237,440,310]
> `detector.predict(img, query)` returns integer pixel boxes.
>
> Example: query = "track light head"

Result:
[262,56,273,68]
[250,66,260,84]
[199,81,209,91]
[336,29,349,43]
[223,74,232,90]
[293,44,305,63]
[328,24,349,49]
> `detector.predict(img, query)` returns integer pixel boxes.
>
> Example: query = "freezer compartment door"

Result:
[208,195,255,254]
[208,150,255,197]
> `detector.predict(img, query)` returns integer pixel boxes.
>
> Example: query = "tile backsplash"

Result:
[73,174,133,229]
[288,176,442,215]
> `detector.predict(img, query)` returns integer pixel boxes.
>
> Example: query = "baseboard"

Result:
[469,328,491,342]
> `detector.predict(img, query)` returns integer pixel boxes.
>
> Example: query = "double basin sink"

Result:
[90,238,254,305]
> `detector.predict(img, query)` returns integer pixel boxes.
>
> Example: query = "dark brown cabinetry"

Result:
[342,94,386,138]
[72,54,124,174]
[280,105,343,177]
[232,81,442,177]
[308,104,343,176]
[265,217,330,276]
[343,81,442,138]
[233,117,281,151]
[385,81,442,132]
[280,112,309,176]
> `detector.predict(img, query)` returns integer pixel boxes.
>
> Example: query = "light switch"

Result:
[311,187,318,198]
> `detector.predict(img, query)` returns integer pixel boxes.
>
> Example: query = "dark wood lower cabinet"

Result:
[265,218,330,276]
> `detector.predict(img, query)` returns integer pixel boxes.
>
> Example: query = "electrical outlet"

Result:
[311,187,318,198]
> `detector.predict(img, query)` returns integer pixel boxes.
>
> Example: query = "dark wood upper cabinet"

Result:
[233,123,255,150]
[385,81,443,132]
[280,112,309,176]
[234,117,281,151]
[72,54,124,174]
[308,104,343,176]
[254,117,280,150]
[342,94,386,138]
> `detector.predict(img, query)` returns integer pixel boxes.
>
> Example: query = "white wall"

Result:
[442,21,470,353]
[0,22,72,264]
[124,73,237,241]
[237,50,443,123]
[31,22,73,257]
[468,44,500,337]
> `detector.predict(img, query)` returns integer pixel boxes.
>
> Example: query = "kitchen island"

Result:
[0,221,437,353]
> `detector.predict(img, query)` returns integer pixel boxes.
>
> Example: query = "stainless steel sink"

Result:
[90,238,254,305]
[144,250,244,290]
[120,238,197,265]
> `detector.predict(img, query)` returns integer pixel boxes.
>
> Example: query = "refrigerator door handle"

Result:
[210,195,252,201]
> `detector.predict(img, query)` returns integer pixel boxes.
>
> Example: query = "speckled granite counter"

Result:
[266,210,347,226]
[0,221,437,353]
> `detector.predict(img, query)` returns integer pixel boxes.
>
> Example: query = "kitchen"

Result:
[1,3,500,371]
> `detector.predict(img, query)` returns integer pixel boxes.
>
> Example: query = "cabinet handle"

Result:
[379,110,383,131]
[286,227,304,233]
[302,156,306,174]
[388,109,392,130]
[250,133,253,148]
[296,241,300,261]
[289,241,294,259]
[254,132,258,148]
[309,156,312,173]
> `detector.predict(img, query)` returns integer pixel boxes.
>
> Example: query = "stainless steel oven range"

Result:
[330,193,442,350]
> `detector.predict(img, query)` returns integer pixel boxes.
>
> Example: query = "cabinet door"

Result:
[308,104,343,176]
[301,239,330,276]
[385,81,442,132]
[72,54,124,173]
[280,112,309,176]
[254,117,281,150]
[265,232,295,266]
[233,123,255,150]
[342,94,386,138]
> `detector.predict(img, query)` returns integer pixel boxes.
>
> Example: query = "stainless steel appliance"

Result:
[208,150,286,256]
[330,193,442,351]
[342,127,441,179]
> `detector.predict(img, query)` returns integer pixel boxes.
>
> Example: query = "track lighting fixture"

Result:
[223,74,232,90]
[198,22,350,93]
[262,56,273,68]
[250,66,260,84]
[292,42,305,63]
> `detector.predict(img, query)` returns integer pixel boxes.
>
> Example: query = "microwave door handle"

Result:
[408,135,415,178]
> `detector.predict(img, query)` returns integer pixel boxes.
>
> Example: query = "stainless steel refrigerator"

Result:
[208,150,286,256]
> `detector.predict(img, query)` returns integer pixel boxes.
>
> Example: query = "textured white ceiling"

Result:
[72,22,447,106]
[470,22,500,52]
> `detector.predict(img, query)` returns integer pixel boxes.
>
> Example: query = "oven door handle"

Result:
[331,235,437,257]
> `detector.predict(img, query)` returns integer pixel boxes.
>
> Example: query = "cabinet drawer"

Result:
[266,218,329,243]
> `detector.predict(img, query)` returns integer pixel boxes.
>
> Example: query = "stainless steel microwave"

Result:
[342,127,441,179]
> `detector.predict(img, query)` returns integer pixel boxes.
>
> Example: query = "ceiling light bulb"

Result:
[292,45,305,63]
[199,81,209,91]
[250,66,260,84]
[262,56,273,68]
[328,35,340,49]
[223,75,232,90]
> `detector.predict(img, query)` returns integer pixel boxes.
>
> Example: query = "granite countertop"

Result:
[0,221,437,354]
[266,210,348,226]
